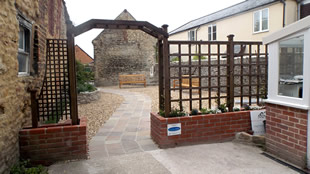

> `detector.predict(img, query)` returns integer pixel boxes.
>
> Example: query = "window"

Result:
[253,8,269,33]
[208,24,216,41]
[17,15,32,75]
[278,36,304,98]
[188,30,195,41]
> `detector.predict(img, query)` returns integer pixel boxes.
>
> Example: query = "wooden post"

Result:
[30,89,38,128]
[158,39,164,111]
[227,35,235,112]
[162,25,170,117]
[67,27,79,125]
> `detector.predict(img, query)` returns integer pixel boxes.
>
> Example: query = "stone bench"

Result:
[119,74,146,88]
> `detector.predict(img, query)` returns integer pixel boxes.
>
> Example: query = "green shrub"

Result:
[76,61,96,93]
[159,108,186,117]
[233,107,240,112]
[170,57,180,62]
[192,55,207,61]
[190,109,199,115]
[218,103,228,113]
[200,108,216,114]
[10,159,48,174]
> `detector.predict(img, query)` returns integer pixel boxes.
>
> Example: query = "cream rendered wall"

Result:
[169,1,301,42]
[285,0,298,26]
[169,1,299,57]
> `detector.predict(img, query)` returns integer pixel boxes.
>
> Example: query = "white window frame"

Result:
[253,8,269,34]
[188,30,196,41]
[17,15,32,76]
[267,31,310,109]
[208,24,216,41]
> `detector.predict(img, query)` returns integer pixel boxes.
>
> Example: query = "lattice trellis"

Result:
[37,39,71,123]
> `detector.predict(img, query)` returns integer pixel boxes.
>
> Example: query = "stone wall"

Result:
[93,10,157,86]
[0,0,69,173]
[77,90,100,104]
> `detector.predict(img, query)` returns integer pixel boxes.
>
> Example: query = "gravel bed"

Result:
[111,85,222,113]
[78,90,124,141]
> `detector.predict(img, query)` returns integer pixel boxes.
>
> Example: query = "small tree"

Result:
[76,60,96,93]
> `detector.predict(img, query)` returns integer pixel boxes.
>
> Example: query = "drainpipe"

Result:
[297,0,302,20]
[280,0,286,27]
[195,26,201,53]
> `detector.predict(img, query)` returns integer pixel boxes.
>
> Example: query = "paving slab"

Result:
[49,88,299,174]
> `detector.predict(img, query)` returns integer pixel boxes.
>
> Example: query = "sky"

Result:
[65,0,245,58]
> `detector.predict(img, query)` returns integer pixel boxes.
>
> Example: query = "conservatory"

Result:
[263,16,310,168]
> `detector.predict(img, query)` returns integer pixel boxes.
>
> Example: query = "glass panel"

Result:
[191,31,195,41]
[254,11,260,32]
[18,27,24,50]
[213,25,216,40]
[278,36,304,98]
[262,9,268,30]
[208,26,211,41]
[18,52,28,73]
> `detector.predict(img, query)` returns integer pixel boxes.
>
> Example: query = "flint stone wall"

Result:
[93,10,157,86]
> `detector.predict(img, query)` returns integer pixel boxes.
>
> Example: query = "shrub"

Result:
[159,108,186,117]
[76,61,96,93]
[170,57,180,62]
[218,103,228,113]
[192,55,207,61]
[190,109,199,115]
[10,159,48,174]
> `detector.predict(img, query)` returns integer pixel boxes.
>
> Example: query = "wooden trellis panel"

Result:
[164,36,268,113]
[36,39,71,123]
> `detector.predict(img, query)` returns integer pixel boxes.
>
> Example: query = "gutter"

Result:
[280,0,286,27]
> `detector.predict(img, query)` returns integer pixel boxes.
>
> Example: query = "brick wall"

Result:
[151,111,251,148]
[19,118,88,166]
[265,103,308,168]
[75,45,93,64]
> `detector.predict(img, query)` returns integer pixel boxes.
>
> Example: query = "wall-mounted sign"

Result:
[250,110,266,135]
[167,123,181,136]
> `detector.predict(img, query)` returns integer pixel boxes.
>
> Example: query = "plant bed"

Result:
[151,111,253,148]
[19,117,88,166]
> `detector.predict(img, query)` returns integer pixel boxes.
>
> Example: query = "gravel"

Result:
[78,90,124,141]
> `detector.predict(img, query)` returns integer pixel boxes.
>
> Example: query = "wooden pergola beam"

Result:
[72,19,169,38]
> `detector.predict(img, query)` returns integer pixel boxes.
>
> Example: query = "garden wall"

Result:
[265,103,308,168]
[77,90,100,104]
[0,1,69,173]
[19,118,88,166]
[151,111,251,148]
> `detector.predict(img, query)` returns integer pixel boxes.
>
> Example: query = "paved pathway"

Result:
[89,88,158,159]
[49,88,299,174]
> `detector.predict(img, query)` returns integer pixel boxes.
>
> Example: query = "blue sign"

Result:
[167,123,181,136]
[168,127,181,131]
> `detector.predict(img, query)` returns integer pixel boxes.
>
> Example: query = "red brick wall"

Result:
[266,103,308,168]
[19,118,88,165]
[75,45,93,64]
[151,111,251,148]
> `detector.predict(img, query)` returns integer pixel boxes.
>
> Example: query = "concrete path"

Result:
[49,88,299,174]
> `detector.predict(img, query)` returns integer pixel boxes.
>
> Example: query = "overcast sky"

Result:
[65,0,244,57]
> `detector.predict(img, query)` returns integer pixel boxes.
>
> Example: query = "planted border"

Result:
[151,111,252,148]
